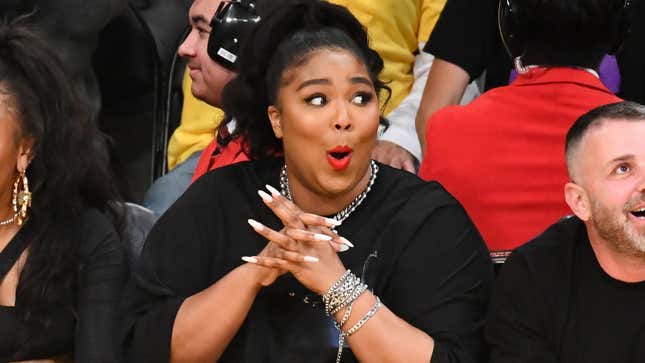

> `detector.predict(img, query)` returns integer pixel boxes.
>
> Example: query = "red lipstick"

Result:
[326,146,353,170]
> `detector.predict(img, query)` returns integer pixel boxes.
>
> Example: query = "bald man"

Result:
[486,101,645,363]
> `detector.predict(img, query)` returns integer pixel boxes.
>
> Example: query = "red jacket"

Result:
[418,67,621,252]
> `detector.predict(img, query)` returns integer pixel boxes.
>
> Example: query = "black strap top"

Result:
[0,223,30,280]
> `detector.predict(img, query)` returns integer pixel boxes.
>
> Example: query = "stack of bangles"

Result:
[321,269,382,363]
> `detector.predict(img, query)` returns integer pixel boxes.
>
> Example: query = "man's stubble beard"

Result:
[591,193,645,258]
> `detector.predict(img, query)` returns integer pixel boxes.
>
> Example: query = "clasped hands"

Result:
[242,185,353,295]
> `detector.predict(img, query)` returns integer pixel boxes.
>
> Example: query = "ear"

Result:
[564,182,591,221]
[267,105,283,139]
[16,137,34,173]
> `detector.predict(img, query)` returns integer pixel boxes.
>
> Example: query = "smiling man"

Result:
[486,101,645,363]
[143,0,263,218]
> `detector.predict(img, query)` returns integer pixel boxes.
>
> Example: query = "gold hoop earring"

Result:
[12,170,31,226]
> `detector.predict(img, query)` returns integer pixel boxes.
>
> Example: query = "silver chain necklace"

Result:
[279,160,378,230]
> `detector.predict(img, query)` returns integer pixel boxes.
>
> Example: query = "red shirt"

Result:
[419,67,621,252]
[191,133,249,183]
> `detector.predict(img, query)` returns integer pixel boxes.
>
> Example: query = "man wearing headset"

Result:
[143,0,261,218]
[417,0,626,254]
[486,101,645,362]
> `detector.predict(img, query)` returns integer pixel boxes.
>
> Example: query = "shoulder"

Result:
[377,162,458,207]
[193,159,277,191]
[425,85,517,138]
[76,208,123,261]
[176,160,261,208]
[376,163,477,245]
[503,216,585,282]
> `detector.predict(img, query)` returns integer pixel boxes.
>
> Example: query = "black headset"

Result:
[498,0,632,58]
[207,0,261,71]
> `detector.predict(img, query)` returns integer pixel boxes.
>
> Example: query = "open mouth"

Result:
[326,146,353,170]
[631,208,645,219]
[329,151,350,160]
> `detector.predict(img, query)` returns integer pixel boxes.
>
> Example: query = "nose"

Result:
[638,173,645,192]
[333,102,352,131]
[178,30,197,58]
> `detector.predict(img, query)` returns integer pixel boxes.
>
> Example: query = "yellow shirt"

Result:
[167,72,224,169]
[328,0,445,114]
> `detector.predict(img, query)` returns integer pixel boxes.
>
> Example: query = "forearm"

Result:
[338,292,434,363]
[170,264,263,363]
[415,58,469,154]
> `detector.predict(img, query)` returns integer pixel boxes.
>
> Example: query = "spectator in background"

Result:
[486,101,645,362]
[0,0,127,120]
[0,20,125,362]
[170,0,473,178]
[328,0,451,172]
[416,0,644,155]
[418,0,626,253]
[142,0,264,218]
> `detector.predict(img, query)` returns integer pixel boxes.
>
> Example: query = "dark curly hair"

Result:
[221,0,390,159]
[0,17,123,355]
[508,0,630,68]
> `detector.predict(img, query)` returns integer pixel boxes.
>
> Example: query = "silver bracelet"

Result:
[345,296,381,336]
[324,272,362,316]
[334,303,353,330]
[333,296,382,363]
[323,269,352,301]
[330,282,367,315]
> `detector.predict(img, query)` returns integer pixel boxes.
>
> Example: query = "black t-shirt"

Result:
[425,0,645,103]
[122,158,494,363]
[486,216,645,363]
[424,0,511,91]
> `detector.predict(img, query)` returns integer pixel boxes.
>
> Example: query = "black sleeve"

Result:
[75,209,128,363]
[121,176,219,363]
[485,251,558,363]
[424,0,499,81]
[384,203,494,363]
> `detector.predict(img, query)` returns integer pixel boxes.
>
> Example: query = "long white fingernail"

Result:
[313,233,332,241]
[303,256,319,262]
[248,219,264,230]
[325,218,341,226]
[242,256,258,263]
[338,244,350,252]
[265,184,281,197]
[339,237,354,248]
[258,190,273,203]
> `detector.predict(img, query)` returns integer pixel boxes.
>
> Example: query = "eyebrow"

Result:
[296,78,330,91]
[350,76,373,87]
[295,76,373,91]
[606,154,635,166]
[190,15,210,26]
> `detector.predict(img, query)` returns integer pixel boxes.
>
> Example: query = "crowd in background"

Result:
[0,0,644,362]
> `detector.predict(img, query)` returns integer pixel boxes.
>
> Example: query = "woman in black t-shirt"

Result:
[121,1,494,362]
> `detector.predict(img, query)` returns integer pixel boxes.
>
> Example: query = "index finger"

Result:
[265,185,343,229]
[299,212,342,229]
[259,186,305,229]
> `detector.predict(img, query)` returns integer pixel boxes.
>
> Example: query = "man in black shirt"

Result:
[486,101,645,363]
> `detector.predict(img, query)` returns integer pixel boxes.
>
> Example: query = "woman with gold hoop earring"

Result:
[0,18,126,362]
